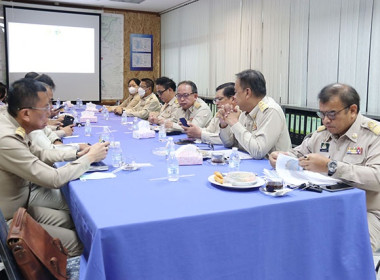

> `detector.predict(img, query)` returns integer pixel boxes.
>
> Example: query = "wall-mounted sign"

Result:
[130,33,153,71]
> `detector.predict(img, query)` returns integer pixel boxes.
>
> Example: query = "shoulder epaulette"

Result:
[194,101,201,109]
[258,100,269,112]
[367,120,380,135]
[317,125,326,132]
[15,127,26,139]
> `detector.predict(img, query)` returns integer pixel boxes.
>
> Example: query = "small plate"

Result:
[259,186,292,197]
[208,175,265,190]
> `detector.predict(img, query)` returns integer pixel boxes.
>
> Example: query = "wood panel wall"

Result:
[103,9,161,104]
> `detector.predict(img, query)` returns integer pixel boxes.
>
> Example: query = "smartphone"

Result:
[62,115,75,127]
[179,118,190,127]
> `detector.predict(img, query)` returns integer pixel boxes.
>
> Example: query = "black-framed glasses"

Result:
[156,88,168,96]
[176,93,194,99]
[213,97,225,104]
[18,104,52,112]
[317,105,350,120]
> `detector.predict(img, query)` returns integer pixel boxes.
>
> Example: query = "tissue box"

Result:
[85,102,98,112]
[80,115,98,122]
[176,146,203,165]
[132,129,155,139]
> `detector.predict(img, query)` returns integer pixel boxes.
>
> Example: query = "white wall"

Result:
[161,0,380,115]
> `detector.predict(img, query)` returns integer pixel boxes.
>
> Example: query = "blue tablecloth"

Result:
[61,113,375,280]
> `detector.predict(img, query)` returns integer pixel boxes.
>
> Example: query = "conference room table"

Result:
[60,111,375,280]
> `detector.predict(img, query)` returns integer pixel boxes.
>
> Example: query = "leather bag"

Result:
[6,207,68,280]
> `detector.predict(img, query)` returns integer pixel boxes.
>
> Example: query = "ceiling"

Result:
[7,0,196,13]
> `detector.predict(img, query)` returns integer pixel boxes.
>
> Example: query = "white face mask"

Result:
[129,86,137,94]
[138,87,146,97]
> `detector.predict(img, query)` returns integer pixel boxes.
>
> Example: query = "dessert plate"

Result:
[208,175,265,190]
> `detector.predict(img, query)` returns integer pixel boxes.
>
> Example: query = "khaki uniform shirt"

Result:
[120,94,140,110]
[290,114,380,216]
[158,97,182,122]
[220,96,292,159]
[125,93,161,120]
[201,116,223,145]
[0,112,91,219]
[172,98,212,131]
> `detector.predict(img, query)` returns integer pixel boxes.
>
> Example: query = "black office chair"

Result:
[0,209,80,280]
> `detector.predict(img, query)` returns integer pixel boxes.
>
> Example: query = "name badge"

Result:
[320,142,330,152]
[347,147,363,155]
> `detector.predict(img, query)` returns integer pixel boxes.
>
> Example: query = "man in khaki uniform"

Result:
[112,78,141,115]
[183,82,235,144]
[218,69,291,159]
[0,78,109,256]
[269,83,380,252]
[166,80,212,131]
[124,78,161,120]
[149,77,181,125]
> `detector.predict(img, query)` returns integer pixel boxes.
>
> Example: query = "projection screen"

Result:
[4,5,101,102]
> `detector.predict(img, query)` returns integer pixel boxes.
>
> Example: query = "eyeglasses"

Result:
[157,88,168,96]
[317,105,350,120]
[176,93,194,99]
[213,97,225,104]
[18,104,52,112]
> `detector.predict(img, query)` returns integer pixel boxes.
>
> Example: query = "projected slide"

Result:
[8,23,95,73]
[5,6,101,101]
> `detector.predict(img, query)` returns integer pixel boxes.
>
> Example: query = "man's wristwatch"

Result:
[327,160,338,176]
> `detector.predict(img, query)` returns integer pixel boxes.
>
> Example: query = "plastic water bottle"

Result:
[121,111,128,125]
[111,141,123,167]
[77,98,83,108]
[229,147,240,172]
[85,119,92,136]
[100,126,110,142]
[132,117,139,131]
[166,138,179,181]
[158,123,166,142]
[104,109,109,120]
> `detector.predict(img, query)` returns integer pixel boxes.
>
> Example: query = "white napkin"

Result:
[80,172,116,181]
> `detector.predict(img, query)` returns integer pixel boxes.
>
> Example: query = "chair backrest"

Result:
[0,209,23,280]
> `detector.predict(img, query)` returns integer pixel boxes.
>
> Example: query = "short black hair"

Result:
[7,78,47,117]
[236,69,266,98]
[216,82,235,98]
[24,72,39,79]
[141,78,154,92]
[155,77,176,92]
[34,74,55,91]
[318,83,360,113]
[128,78,141,86]
[178,80,198,94]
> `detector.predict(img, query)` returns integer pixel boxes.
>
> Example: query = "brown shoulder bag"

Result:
[6,207,68,280]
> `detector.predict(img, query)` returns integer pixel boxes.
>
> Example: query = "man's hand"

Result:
[48,119,62,126]
[165,120,174,129]
[114,106,123,115]
[298,153,330,173]
[217,104,240,128]
[60,124,74,136]
[78,142,109,163]
[148,112,159,124]
[183,123,202,139]
[268,151,290,168]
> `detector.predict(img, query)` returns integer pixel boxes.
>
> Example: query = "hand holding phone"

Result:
[62,115,75,127]
[179,118,190,127]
